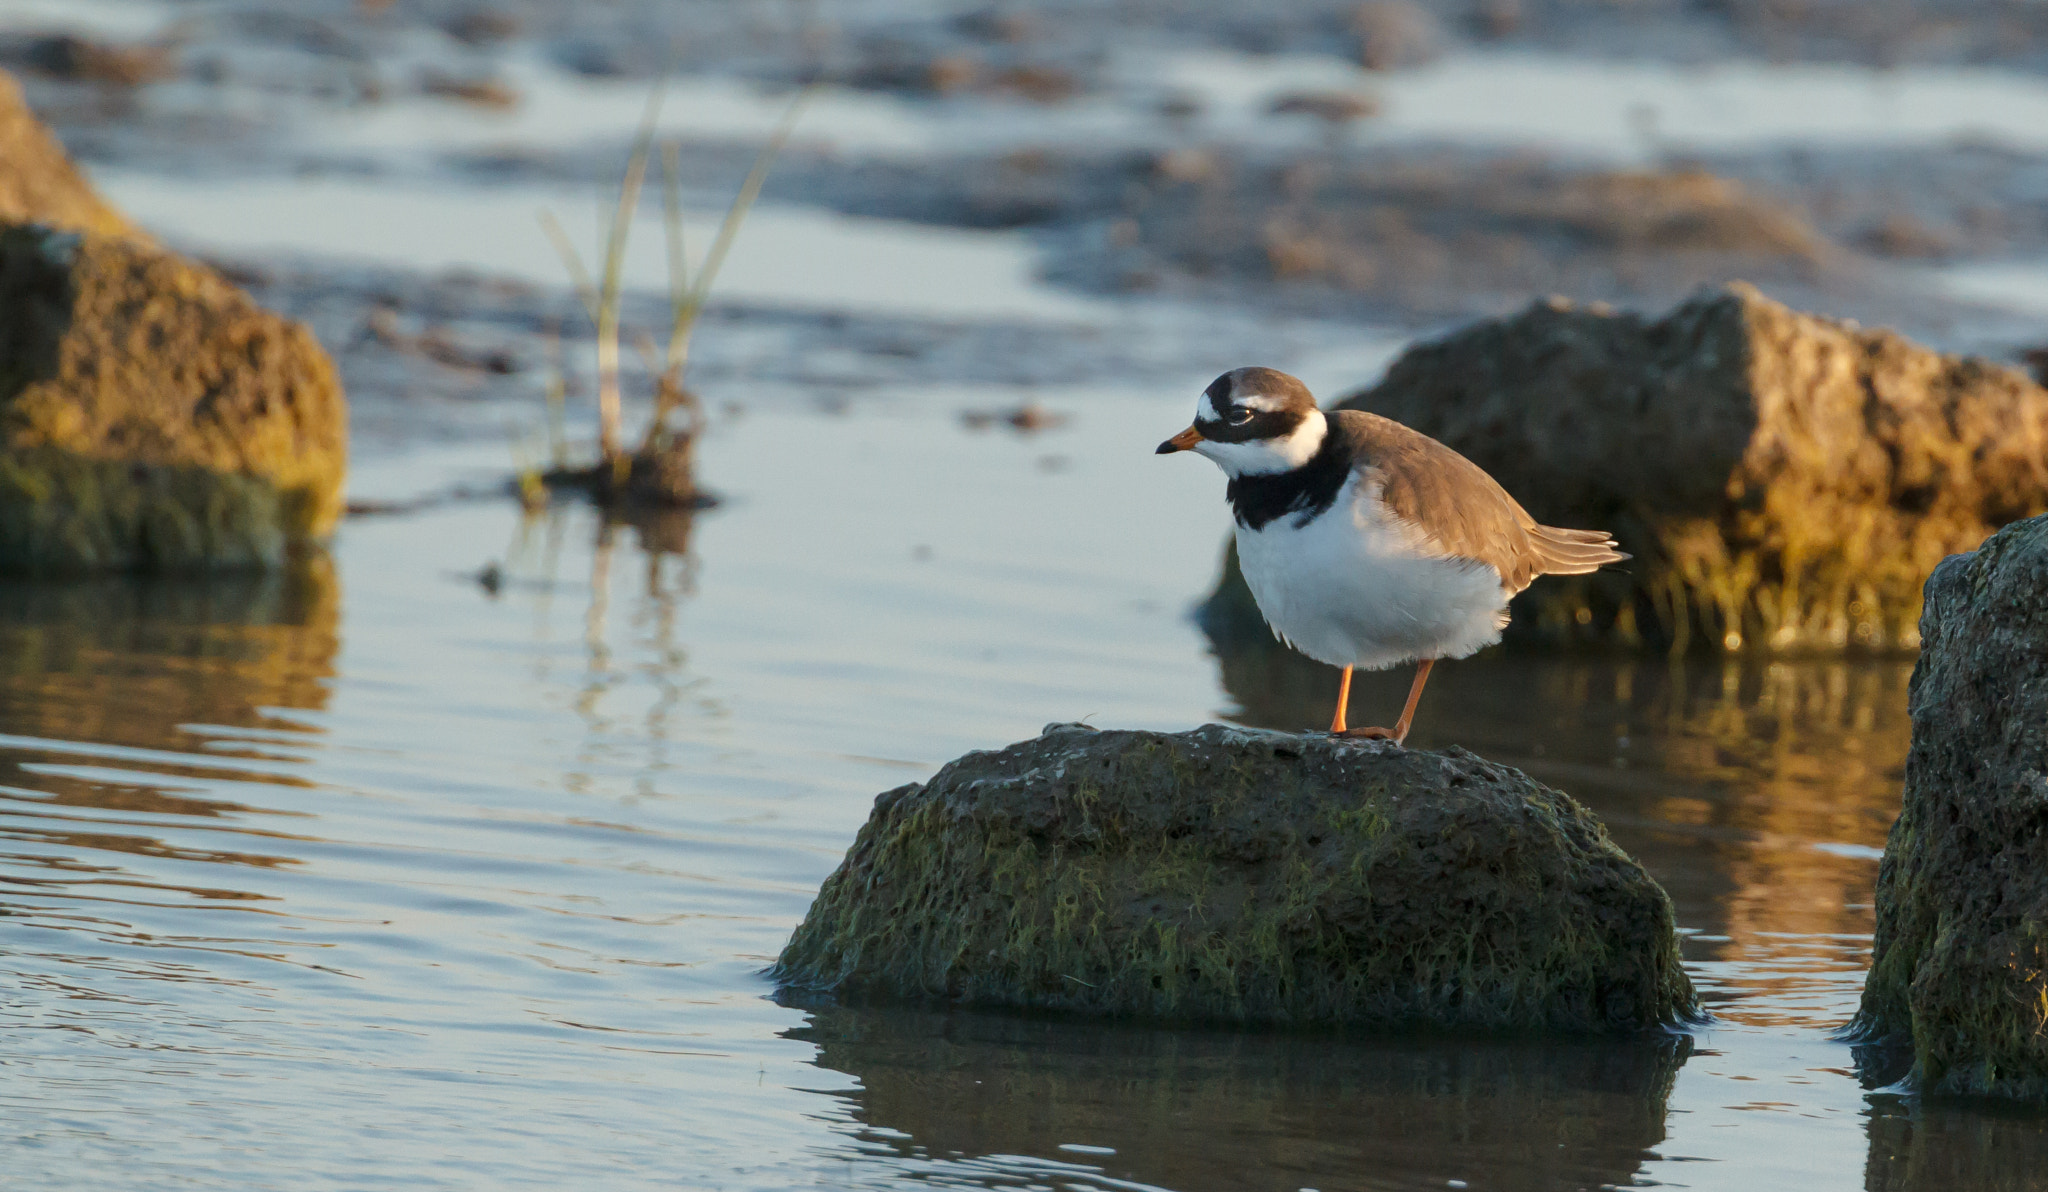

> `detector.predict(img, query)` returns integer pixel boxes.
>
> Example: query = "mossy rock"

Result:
[1850,513,2048,1102]
[1205,283,2048,656]
[0,224,346,572]
[776,723,1697,1032]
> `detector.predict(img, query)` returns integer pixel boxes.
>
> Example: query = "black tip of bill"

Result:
[1154,440,1178,454]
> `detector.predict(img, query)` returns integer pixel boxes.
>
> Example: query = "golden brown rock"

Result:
[1331,283,2048,652]
[0,225,347,572]
[0,69,136,237]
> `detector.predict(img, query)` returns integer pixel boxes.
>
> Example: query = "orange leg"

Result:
[1335,658,1436,745]
[1329,665,1354,733]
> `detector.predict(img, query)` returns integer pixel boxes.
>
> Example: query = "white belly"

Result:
[1234,475,1510,670]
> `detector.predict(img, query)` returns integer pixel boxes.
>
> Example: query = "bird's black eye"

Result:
[1227,408,1254,426]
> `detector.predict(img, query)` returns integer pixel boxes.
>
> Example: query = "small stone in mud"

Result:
[444,9,522,46]
[420,70,520,109]
[776,723,1696,1032]
[1858,212,1956,259]
[15,35,176,87]
[959,402,1066,432]
[1352,1,1444,71]
[1268,91,1381,123]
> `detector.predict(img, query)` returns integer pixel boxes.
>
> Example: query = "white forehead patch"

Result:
[1198,389,1223,422]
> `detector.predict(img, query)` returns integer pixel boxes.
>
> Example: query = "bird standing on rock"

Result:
[1158,366,1626,743]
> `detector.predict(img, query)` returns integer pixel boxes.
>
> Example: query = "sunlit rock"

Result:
[776,723,1697,1032]
[1204,283,2048,654]
[0,68,345,573]
[0,69,136,237]
[0,224,347,573]
[1851,513,2048,1101]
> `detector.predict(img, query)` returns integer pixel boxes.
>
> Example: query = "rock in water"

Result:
[1202,283,2048,655]
[1851,514,2048,1100]
[0,225,346,572]
[776,723,1696,1032]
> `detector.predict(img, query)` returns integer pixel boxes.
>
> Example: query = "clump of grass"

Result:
[525,86,807,510]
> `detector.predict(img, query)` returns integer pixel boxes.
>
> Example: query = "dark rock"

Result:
[1204,283,2048,655]
[776,723,1696,1032]
[1849,513,2048,1101]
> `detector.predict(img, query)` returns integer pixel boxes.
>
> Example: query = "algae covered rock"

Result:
[0,224,346,572]
[776,723,1696,1032]
[1850,513,2048,1101]
[1203,283,2048,655]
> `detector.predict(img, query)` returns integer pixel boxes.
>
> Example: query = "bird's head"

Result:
[1156,366,1327,478]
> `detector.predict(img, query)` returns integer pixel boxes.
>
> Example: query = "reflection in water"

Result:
[506,503,703,798]
[0,560,338,753]
[1865,1096,2048,1192]
[1208,619,1908,1022]
[791,1004,1689,1191]
[6,419,2046,1189]
[0,563,338,910]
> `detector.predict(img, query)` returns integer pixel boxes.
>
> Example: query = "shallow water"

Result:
[13,1,2048,1183]
[4,394,2046,1191]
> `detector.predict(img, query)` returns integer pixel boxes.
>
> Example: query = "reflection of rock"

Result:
[1207,610,1909,956]
[1853,513,2048,1101]
[790,1003,1688,1192]
[0,557,339,755]
[1207,284,2048,653]
[1863,1094,2048,1191]
[777,722,1695,1031]
[0,559,337,853]
[0,224,348,572]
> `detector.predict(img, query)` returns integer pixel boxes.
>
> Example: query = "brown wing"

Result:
[1331,410,1627,594]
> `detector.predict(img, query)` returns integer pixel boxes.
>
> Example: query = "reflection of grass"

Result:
[528,86,807,508]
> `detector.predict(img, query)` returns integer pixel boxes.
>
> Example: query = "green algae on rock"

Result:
[775,723,1696,1032]
[1205,283,2048,657]
[0,225,346,573]
[1850,513,2048,1101]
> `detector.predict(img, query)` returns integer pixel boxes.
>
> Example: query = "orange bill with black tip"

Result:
[1155,425,1204,454]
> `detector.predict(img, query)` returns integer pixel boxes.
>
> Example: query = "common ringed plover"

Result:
[1158,366,1626,743]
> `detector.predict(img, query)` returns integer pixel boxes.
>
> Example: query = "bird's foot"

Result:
[1334,726,1400,742]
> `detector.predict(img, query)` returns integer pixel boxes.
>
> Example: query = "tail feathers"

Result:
[1529,524,1628,576]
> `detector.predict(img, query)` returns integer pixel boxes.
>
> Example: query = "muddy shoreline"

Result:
[7,1,2048,405]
